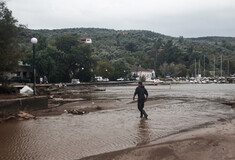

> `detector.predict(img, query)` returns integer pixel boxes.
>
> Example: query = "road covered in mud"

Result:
[0,84,235,160]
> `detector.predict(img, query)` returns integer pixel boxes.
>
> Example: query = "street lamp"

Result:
[105,69,108,79]
[31,37,38,95]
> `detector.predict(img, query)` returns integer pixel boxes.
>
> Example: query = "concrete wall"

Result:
[0,96,48,113]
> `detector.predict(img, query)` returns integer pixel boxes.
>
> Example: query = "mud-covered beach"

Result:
[0,84,235,160]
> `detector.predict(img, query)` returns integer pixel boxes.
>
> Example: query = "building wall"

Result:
[86,38,92,43]
[131,70,155,81]
[0,96,48,112]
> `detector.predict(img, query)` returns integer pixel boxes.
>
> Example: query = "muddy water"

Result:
[0,84,235,160]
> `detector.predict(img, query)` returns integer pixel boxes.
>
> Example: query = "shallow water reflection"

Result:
[137,119,150,146]
[0,84,235,160]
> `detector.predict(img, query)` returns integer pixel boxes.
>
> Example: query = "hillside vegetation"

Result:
[18,28,235,82]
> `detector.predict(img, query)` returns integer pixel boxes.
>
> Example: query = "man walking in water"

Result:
[133,82,148,119]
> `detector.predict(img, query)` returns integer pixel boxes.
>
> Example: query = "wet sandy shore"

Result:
[31,85,235,160]
[1,84,235,160]
[81,119,235,160]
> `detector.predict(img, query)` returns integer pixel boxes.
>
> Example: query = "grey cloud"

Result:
[6,0,235,37]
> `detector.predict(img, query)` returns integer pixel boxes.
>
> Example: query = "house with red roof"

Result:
[129,65,156,81]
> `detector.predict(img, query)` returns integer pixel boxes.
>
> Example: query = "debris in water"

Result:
[96,106,102,110]
[94,88,106,91]
[66,109,87,115]
[17,111,36,120]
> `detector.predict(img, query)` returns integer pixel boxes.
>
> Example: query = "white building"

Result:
[80,38,92,44]
[130,65,156,81]
[6,61,31,79]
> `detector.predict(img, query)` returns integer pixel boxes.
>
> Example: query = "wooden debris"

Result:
[17,111,36,120]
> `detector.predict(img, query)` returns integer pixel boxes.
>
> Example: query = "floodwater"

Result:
[0,84,235,160]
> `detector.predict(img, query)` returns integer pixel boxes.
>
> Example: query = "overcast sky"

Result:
[6,0,235,38]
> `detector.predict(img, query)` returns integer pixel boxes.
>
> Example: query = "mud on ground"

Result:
[81,119,235,160]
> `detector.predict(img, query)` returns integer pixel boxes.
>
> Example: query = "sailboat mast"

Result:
[214,55,216,77]
[198,59,200,75]
[204,55,205,77]
[220,55,222,77]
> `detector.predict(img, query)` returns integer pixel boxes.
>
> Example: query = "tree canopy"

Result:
[0,2,20,84]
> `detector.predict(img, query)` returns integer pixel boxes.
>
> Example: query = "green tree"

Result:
[134,51,149,69]
[55,34,78,53]
[111,59,129,80]
[0,2,20,84]
[94,61,114,79]
[221,40,233,51]
[54,34,95,82]
[178,36,184,44]
[159,62,169,77]
[125,42,137,52]
[36,49,56,82]
[174,64,187,77]
[157,40,183,69]
[168,63,176,76]
[159,62,177,77]
[149,38,163,74]
[37,36,47,51]
[72,44,94,82]
[35,46,69,83]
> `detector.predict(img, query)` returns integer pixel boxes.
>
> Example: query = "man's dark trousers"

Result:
[138,100,147,118]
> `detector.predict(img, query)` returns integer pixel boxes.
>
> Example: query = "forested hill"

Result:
[19,28,170,53]
[19,28,235,78]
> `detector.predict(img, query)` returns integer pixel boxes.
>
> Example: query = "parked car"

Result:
[129,77,137,81]
[153,79,163,84]
[10,76,31,83]
[95,76,103,82]
[117,77,124,81]
[102,78,109,82]
[95,76,109,82]
[71,79,80,84]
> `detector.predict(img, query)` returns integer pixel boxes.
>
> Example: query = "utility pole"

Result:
[228,59,230,77]
[195,59,197,78]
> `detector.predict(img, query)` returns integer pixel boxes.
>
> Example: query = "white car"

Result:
[117,78,124,81]
[71,79,80,84]
[103,78,109,82]
[153,79,163,83]
[95,76,103,82]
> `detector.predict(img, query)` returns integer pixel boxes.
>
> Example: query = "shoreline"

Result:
[81,119,235,160]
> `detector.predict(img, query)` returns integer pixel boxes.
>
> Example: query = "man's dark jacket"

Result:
[134,86,148,101]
